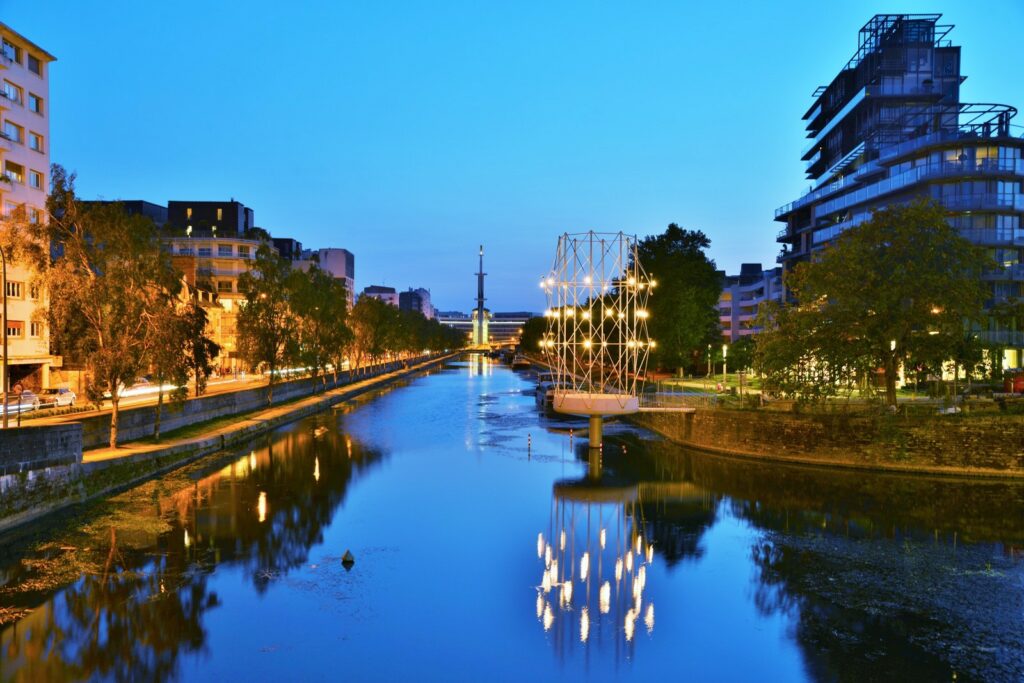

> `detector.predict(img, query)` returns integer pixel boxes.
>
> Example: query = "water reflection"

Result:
[0,420,385,680]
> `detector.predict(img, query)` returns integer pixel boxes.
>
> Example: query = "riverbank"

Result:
[629,409,1024,479]
[0,353,456,535]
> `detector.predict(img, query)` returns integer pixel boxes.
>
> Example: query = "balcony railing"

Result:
[975,330,1024,347]
[982,264,1024,281]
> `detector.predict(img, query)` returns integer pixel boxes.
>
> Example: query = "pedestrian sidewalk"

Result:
[81,355,452,467]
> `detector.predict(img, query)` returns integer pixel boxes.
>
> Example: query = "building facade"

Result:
[717,264,783,343]
[298,248,355,307]
[362,285,398,307]
[167,200,254,236]
[775,14,1024,368]
[0,23,56,391]
[399,287,433,319]
[166,231,273,370]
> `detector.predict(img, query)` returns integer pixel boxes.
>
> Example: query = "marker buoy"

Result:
[342,549,355,569]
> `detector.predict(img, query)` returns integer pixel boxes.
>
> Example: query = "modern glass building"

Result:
[775,14,1024,368]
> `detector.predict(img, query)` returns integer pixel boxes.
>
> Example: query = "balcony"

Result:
[941,194,1024,213]
[982,264,1024,281]
[975,330,1024,347]
[958,230,1024,246]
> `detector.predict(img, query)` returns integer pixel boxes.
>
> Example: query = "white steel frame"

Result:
[540,232,653,414]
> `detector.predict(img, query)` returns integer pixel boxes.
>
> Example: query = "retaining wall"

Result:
[630,409,1024,476]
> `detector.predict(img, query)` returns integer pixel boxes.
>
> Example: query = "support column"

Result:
[588,414,603,451]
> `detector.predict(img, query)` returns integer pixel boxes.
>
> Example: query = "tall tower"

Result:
[472,245,489,346]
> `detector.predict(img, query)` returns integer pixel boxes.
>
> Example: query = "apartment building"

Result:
[717,264,783,343]
[362,285,399,306]
[399,287,434,319]
[0,23,56,391]
[775,14,1024,369]
[297,247,355,307]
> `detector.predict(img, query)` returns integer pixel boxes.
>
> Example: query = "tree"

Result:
[635,224,722,373]
[183,300,220,397]
[757,199,990,406]
[519,316,548,353]
[289,265,351,389]
[349,296,395,371]
[34,166,181,447]
[147,303,191,441]
[237,246,294,403]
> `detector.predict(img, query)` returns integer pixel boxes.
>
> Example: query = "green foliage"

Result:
[36,165,185,447]
[756,199,991,405]
[237,246,296,398]
[519,316,547,353]
[636,224,722,371]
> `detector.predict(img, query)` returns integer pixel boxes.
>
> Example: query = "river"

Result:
[1,355,1022,682]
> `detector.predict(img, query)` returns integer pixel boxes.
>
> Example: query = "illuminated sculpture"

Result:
[540,232,654,447]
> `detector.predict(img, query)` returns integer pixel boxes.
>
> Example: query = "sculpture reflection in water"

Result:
[535,447,657,657]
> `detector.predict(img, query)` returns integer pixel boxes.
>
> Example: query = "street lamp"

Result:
[1,246,7,429]
[706,343,712,377]
[722,343,728,383]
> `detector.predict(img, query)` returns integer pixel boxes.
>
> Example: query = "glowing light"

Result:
[615,558,623,582]
[551,559,559,582]
[635,535,642,554]
[583,275,592,284]
[562,580,573,605]
[545,544,552,567]
[183,529,191,548]
[583,339,592,349]
[625,608,636,641]
[632,576,641,600]
[600,528,607,549]
[560,530,566,551]
[542,571,552,594]
[627,277,636,286]
[645,603,655,633]
[537,533,545,558]
[649,340,657,349]
[543,309,552,318]
[543,604,555,631]
[565,308,575,318]
[580,552,590,581]
[258,491,267,523]
[536,592,544,619]
[627,340,636,348]
[580,608,590,643]
[313,457,320,482]
[625,552,634,573]
[646,543,654,563]
[638,565,647,591]
[636,309,649,319]
[650,280,657,288]
[618,311,625,319]
[599,581,611,614]
[249,451,256,470]
[546,277,554,286]
[581,310,591,320]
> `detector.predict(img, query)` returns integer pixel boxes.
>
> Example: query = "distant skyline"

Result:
[7,1,1024,312]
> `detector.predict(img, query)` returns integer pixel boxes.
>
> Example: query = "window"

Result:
[3,121,23,143]
[27,207,40,224]
[4,161,24,183]
[218,244,233,257]
[28,170,42,190]
[3,201,18,216]
[6,321,23,338]
[197,247,212,257]
[27,54,41,76]
[5,281,22,298]
[1,40,19,63]
[217,280,233,293]
[186,207,193,219]
[28,132,41,152]
[216,207,223,221]
[238,245,250,258]
[29,321,42,338]
[178,246,194,256]
[2,81,21,104]
[29,283,39,299]
[27,93,41,114]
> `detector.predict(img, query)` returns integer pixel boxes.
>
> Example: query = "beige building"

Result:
[166,231,274,371]
[0,24,55,391]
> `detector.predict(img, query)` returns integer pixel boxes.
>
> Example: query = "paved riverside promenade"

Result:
[0,354,455,534]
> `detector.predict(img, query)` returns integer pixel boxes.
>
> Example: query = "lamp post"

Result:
[1,246,7,429]
[722,343,728,384]
[706,344,712,378]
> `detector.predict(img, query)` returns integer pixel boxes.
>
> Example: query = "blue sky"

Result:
[7,1,1024,312]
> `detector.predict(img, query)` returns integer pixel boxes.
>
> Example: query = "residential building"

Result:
[81,199,168,226]
[0,23,56,391]
[717,264,783,343]
[167,200,254,236]
[272,237,302,261]
[165,229,275,371]
[362,285,398,307]
[775,14,1024,368]
[297,247,355,307]
[399,287,433,319]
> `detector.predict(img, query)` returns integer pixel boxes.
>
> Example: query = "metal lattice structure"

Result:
[540,232,654,417]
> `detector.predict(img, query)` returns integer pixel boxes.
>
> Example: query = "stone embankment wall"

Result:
[0,355,450,535]
[77,358,429,449]
[630,409,1024,477]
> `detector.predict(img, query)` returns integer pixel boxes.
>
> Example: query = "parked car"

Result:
[40,387,76,407]
[4,390,41,412]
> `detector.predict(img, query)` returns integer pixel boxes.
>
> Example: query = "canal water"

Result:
[1,356,1022,682]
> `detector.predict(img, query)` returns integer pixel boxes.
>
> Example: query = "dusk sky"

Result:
[7,1,1024,312]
